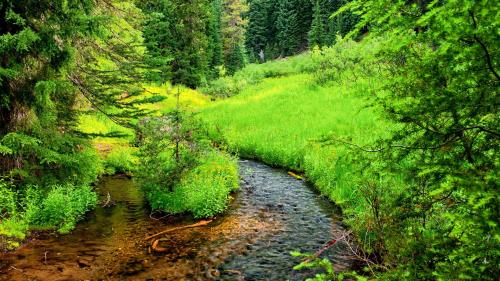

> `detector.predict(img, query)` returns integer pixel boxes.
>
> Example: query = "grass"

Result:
[142,150,239,219]
[201,54,394,216]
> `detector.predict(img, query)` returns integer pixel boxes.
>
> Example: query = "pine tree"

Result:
[245,0,271,62]
[309,0,326,47]
[0,0,103,185]
[276,0,300,56]
[221,0,249,74]
[207,0,224,78]
[275,0,312,56]
[140,0,212,88]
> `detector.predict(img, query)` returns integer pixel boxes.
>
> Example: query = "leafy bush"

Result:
[200,54,315,97]
[0,180,17,218]
[136,110,239,218]
[104,146,138,175]
[144,150,239,218]
[24,184,98,234]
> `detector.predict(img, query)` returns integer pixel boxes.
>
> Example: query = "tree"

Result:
[339,0,500,279]
[0,0,104,186]
[245,0,276,61]
[276,0,301,56]
[221,0,249,74]
[309,0,327,47]
[207,0,224,78]
[140,0,212,88]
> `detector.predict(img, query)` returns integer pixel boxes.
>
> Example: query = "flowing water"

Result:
[0,160,351,280]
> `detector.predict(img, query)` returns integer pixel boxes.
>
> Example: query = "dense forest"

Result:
[0,0,498,280]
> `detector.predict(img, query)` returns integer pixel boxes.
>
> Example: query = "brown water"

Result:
[0,160,351,280]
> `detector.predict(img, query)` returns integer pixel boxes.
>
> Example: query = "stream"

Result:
[0,160,351,280]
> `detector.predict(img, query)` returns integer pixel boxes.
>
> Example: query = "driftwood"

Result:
[144,220,213,241]
[151,239,168,253]
[288,171,303,180]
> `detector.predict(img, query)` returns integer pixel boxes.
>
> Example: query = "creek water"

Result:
[0,160,351,280]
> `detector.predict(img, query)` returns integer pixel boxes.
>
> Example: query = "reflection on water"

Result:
[0,160,351,280]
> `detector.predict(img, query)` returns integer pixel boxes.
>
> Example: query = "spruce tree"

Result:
[207,0,224,78]
[221,0,249,74]
[276,0,300,56]
[309,0,326,47]
[245,0,271,62]
[140,0,212,88]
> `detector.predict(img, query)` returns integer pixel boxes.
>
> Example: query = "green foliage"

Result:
[104,146,138,175]
[0,182,97,250]
[144,150,239,218]
[140,0,212,87]
[309,0,327,47]
[329,0,500,279]
[201,53,314,97]
[136,104,239,218]
[0,179,17,218]
[245,0,275,62]
[221,0,249,74]
[207,0,225,79]
[24,184,98,234]
[276,0,306,56]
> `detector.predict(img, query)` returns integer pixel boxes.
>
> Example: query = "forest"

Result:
[0,0,498,280]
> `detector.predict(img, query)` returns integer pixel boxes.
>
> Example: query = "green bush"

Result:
[144,150,239,218]
[200,54,315,97]
[0,180,17,218]
[24,184,98,234]
[104,146,138,175]
[136,111,239,218]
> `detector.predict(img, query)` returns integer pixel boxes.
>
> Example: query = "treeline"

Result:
[139,0,358,88]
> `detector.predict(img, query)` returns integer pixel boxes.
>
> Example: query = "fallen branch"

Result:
[102,192,112,207]
[144,220,213,241]
[288,171,304,180]
[305,231,352,263]
[151,239,168,253]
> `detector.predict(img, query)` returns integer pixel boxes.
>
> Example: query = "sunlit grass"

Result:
[201,67,394,211]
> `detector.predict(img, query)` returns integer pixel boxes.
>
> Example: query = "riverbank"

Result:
[0,160,351,280]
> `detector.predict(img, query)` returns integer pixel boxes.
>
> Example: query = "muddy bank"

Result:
[0,160,351,280]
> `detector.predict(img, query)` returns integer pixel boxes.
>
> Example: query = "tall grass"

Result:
[201,48,395,219]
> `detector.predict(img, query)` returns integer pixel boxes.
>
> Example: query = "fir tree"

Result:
[221,0,249,74]
[207,0,224,78]
[276,0,300,56]
[309,0,326,47]
[140,0,212,88]
[245,0,270,62]
[0,0,103,185]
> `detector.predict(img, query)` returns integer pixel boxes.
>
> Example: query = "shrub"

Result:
[24,184,98,234]
[104,146,138,175]
[0,179,17,218]
[136,110,239,218]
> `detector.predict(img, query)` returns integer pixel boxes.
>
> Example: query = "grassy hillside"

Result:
[201,52,395,217]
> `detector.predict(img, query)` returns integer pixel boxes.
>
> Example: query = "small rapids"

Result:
[0,160,352,280]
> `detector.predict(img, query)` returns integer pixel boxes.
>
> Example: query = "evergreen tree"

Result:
[308,0,326,47]
[207,0,224,78]
[140,0,212,88]
[0,0,104,185]
[221,0,249,74]
[275,0,312,56]
[276,0,300,56]
[245,0,280,62]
